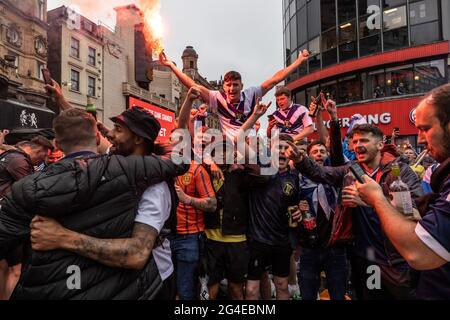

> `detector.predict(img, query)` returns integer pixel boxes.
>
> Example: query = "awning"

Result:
[0,99,55,130]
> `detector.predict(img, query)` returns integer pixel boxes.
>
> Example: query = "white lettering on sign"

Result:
[159,128,167,137]
[162,114,173,123]
[367,5,381,30]
[315,113,392,131]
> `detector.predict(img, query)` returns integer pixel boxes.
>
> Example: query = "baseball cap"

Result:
[110,106,161,143]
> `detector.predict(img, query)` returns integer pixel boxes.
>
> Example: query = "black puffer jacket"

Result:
[0,154,188,300]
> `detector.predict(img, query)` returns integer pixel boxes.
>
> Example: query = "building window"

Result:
[320,80,338,101]
[38,0,45,21]
[70,37,80,58]
[384,26,408,51]
[88,76,96,97]
[37,62,45,80]
[83,20,94,33]
[382,0,406,9]
[410,0,439,25]
[7,51,19,69]
[290,17,297,50]
[308,37,321,72]
[414,60,446,94]
[88,47,96,66]
[360,34,382,57]
[338,0,356,24]
[71,69,80,91]
[297,7,307,47]
[307,0,321,39]
[338,75,361,103]
[322,28,337,52]
[385,64,413,97]
[321,0,336,32]
[295,90,306,106]
[367,69,386,99]
[411,21,440,46]
[383,5,407,31]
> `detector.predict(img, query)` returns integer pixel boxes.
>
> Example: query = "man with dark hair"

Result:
[0,135,53,299]
[160,50,309,141]
[295,139,348,300]
[357,83,450,299]
[286,123,424,300]
[267,86,314,142]
[0,108,188,300]
[245,133,302,300]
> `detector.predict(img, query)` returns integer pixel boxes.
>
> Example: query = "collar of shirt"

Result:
[64,151,97,160]
[279,102,294,116]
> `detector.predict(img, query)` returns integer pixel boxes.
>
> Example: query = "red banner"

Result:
[311,96,423,139]
[129,97,175,142]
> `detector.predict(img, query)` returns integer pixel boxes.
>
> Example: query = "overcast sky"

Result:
[47,0,285,126]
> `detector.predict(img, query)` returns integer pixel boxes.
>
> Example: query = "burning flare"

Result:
[140,0,164,56]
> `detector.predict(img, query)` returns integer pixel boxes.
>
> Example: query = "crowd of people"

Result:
[0,49,449,300]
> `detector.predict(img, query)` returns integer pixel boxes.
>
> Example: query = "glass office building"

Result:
[283,0,450,146]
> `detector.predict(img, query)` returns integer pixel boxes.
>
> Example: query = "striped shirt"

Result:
[208,86,263,141]
[175,162,215,235]
[271,103,313,137]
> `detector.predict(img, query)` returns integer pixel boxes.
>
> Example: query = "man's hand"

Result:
[45,79,63,100]
[325,99,338,121]
[187,86,202,101]
[210,162,225,181]
[285,141,304,163]
[342,185,369,208]
[0,129,9,145]
[298,49,310,63]
[355,175,385,207]
[175,185,191,205]
[252,98,272,118]
[291,205,302,223]
[30,216,68,251]
[159,51,173,67]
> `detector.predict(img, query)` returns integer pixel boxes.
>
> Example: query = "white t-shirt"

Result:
[135,182,173,281]
[208,86,263,141]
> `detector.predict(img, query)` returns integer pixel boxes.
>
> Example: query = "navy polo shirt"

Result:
[415,178,450,299]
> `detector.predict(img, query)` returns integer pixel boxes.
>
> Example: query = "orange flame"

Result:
[140,0,164,56]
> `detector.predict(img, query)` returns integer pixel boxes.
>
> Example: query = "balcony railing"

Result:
[122,82,177,112]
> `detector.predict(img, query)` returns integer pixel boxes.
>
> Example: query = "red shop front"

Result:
[311,96,423,145]
[128,97,175,143]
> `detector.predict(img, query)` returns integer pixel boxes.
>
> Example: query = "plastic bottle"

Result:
[389,162,413,216]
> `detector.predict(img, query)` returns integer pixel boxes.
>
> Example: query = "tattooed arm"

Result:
[175,185,217,212]
[31,216,157,270]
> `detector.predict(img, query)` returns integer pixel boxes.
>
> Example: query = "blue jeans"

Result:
[298,246,348,300]
[170,234,200,300]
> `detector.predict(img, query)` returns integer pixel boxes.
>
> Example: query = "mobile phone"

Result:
[394,127,399,132]
[41,68,53,86]
[349,163,366,184]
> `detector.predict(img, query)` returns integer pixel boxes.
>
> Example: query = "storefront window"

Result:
[290,0,296,19]
[383,5,407,31]
[295,90,306,106]
[306,86,320,104]
[367,69,386,99]
[339,20,357,62]
[384,26,408,51]
[385,64,413,97]
[308,36,321,72]
[320,80,338,101]
[414,60,446,93]
[321,0,336,31]
[338,75,361,103]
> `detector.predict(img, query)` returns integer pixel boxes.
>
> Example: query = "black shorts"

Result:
[247,241,292,280]
[206,240,248,286]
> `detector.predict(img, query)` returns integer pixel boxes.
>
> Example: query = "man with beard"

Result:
[0,108,188,299]
[357,84,450,299]
[296,141,348,300]
[286,124,423,300]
